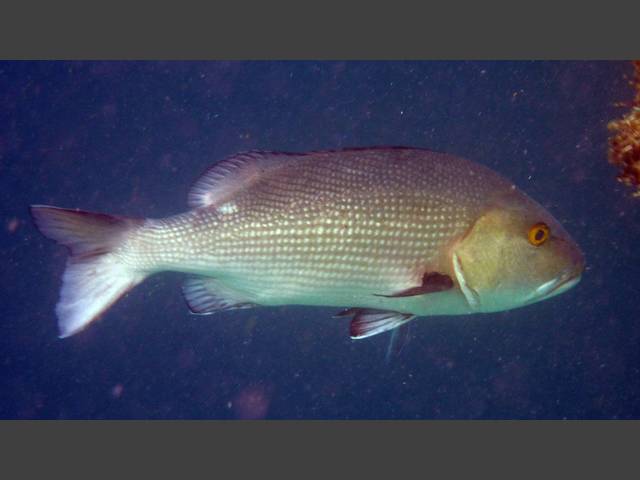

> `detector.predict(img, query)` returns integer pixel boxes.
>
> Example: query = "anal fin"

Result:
[182,276,258,314]
[335,308,415,340]
[385,323,411,364]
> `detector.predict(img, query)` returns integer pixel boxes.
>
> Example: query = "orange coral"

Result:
[608,61,640,197]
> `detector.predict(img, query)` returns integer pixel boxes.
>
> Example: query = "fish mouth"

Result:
[528,269,582,303]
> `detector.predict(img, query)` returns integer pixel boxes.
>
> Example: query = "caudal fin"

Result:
[30,205,146,338]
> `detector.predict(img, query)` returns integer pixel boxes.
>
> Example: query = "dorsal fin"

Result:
[188,151,292,208]
[188,147,444,209]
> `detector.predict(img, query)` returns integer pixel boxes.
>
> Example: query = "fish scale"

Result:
[122,148,494,305]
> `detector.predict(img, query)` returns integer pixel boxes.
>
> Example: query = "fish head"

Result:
[451,187,585,313]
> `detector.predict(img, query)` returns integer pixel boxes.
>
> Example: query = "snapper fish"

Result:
[30,147,585,341]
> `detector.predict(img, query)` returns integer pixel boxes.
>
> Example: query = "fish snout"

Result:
[565,237,586,282]
[534,240,585,302]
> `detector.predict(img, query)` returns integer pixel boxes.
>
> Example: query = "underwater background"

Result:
[1,61,638,419]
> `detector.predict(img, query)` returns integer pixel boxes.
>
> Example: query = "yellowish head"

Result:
[452,189,585,313]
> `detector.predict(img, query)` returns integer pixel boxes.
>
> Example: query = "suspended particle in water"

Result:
[232,385,271,419]
[111,383,124,399]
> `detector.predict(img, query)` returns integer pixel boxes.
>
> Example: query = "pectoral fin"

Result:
[335,308,415,339]
[375,271,453,298]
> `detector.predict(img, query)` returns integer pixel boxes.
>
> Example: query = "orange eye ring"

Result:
[528,222,550,246]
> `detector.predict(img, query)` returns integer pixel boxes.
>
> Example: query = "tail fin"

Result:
[30,205,146,338]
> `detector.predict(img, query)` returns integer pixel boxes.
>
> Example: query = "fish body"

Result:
[31,147,585,339]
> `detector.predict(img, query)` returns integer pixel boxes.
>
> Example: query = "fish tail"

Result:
[30,205,147,338]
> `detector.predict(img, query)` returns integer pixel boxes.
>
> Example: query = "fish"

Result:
[30,146,585,340]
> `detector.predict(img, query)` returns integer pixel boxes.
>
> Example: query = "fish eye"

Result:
[528,222,550,246]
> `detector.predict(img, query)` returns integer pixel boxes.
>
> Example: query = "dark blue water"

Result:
[1,61,638,419]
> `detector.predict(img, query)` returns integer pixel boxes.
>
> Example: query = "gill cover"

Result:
[451,201,578,313]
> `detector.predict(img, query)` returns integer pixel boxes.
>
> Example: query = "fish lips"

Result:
[528,237,586,303]
[527,267,583,303]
